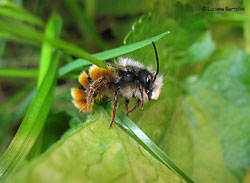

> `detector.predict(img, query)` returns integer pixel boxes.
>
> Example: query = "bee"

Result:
[71,42,165,128]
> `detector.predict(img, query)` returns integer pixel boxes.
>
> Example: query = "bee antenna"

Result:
[152,42,159,81]
[163,69,168,77]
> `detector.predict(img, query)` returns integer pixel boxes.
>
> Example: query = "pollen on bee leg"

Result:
[78,71,90,88]
[71,88,86,100]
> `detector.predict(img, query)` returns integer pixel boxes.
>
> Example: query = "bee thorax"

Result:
[119,84,149,102]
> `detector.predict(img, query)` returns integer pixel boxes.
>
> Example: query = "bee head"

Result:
[142,42,164,101]
[138,69,163,101]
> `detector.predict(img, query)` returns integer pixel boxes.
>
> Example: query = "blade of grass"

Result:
[0,31,39,46]
[4,89,36,126]
[0,1,43,26]
[0,18,169,68]
[58,31,170,76]
[0,69,38,78]
[112,108,194,183]
[1,31,169,79]
[58,59,91,77]
[85,0,95,21]
[0,7,43,26]
[0,87,35,157]
[0,83,33,114]
[0,18,105,67]
[0,37,7,65]
[94,31,170,58]
[63,0,106,49]
[38,14,62,87]
[0,51,61,183]
[0,1,21,9]
[0,84,35,144]
[29,14,62,159]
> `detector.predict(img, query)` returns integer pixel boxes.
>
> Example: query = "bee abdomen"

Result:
[89,65,114,81]
[78,71,90,89]
[71,88,90,112]
[71,65,115,113]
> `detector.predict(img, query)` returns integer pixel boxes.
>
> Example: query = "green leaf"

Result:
[95,0,156,15]
[120,1,249,182]
[182,48,250,182]
[124,1,212,69]
[41,112,71,153]
[183,31,215,64]
[123,0,213,146]
[244,0,250,53]
[58,31,170,77]
[8,108,184,183]
[159,47,250,183]
[114,108,194,183]
[0,52,61,182]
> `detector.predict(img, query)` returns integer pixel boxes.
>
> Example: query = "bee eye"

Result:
[146,74,152,87]
[138,70,152,88]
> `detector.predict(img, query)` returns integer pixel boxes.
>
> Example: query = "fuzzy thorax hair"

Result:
[118,57,164,100]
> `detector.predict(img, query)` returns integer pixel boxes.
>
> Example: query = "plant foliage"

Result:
[0,0,249,183]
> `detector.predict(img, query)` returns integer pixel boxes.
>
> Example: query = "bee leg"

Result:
[139,85,144,111]
[83,77,105,111]
[110,89,119,128]
[127,99,140,116]
[125,99,129,115]
[83,86,95,111]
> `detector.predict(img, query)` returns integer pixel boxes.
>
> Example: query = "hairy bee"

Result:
[71,42,165,127]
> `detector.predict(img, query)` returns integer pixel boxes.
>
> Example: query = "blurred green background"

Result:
[0,0,249,182]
